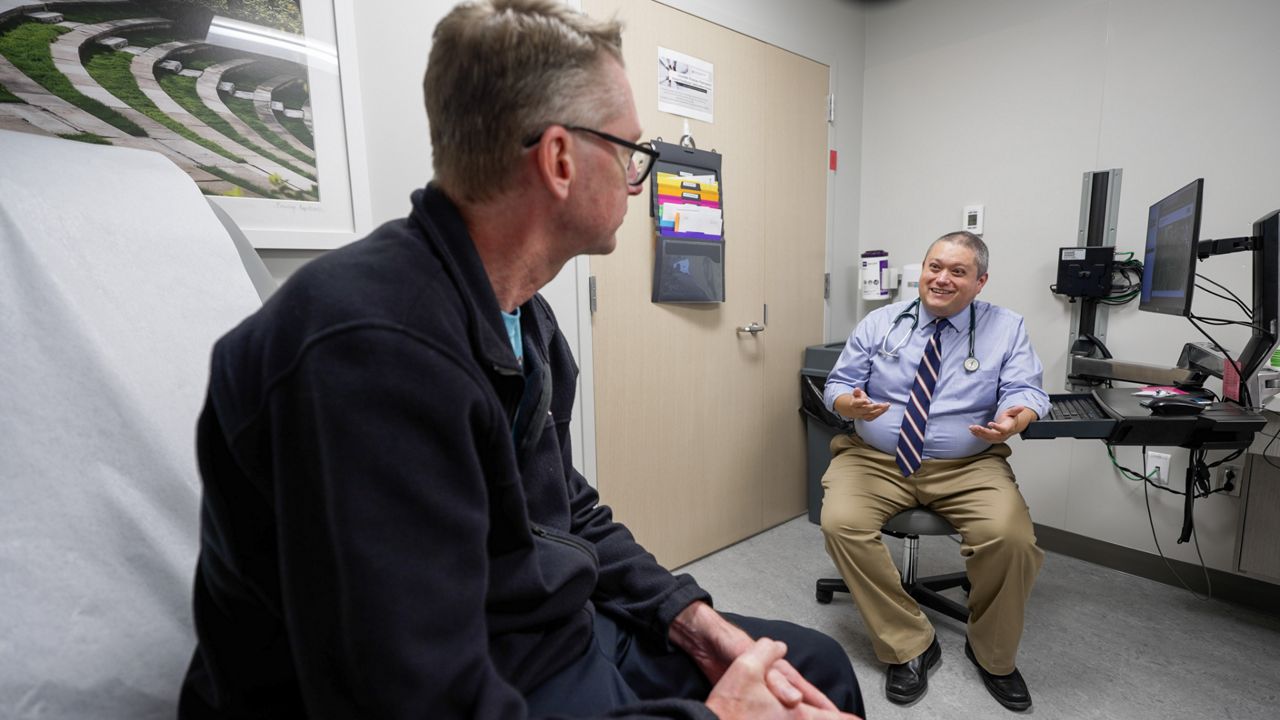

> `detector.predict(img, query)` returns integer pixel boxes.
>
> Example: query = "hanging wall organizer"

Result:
[649,137,724,303]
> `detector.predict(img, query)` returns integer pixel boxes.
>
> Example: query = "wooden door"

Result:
[586,0,829,566]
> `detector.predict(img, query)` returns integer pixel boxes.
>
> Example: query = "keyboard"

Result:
[1023,393,1116,439]
[1049,396,1106,421]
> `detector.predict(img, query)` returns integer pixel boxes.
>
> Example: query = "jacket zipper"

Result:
[531,525,598,564]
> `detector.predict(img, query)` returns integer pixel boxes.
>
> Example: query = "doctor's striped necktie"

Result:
[895,318,949,477]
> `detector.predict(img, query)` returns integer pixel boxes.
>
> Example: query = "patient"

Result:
[178,2,862,718]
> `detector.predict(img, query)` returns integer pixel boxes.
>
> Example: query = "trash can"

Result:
[800,342,853,524]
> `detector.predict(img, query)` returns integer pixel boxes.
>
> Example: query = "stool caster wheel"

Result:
[816,589,833,604]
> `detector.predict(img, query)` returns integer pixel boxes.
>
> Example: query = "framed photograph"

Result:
[0,0,369,249]
[204,0,371,249]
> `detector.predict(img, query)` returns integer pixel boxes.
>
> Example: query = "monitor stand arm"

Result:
[1069,216,1279,401]
[1068,355,1205,388]
[1195,230,1278,402]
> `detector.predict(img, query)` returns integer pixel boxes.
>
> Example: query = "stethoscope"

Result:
[878,299,980,372]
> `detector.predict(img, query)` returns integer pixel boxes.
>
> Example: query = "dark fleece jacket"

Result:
[179,185,714,720]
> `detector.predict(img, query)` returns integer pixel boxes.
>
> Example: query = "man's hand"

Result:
[669,602,839,711]
[705,638,863,720]
[969,405,1035,443]
[834,389,889,422]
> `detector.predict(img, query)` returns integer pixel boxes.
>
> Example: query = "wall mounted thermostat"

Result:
[964,204,984,235]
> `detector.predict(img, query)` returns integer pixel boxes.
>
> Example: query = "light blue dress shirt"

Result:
[501,307,523,365]
[823,298,1051,460]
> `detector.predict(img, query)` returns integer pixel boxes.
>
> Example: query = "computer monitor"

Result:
[1139,178,1204,316]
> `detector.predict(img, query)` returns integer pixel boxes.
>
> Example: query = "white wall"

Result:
[858,0,1280,572]
[255,1,1280,574]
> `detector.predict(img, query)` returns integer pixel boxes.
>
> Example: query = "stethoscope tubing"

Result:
[878,299,979,372]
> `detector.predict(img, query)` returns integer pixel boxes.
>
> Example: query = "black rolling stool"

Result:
[815,507,970,623]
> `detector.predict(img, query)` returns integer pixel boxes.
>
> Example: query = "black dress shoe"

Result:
[885,636,941,704]
[965,640,1032,711]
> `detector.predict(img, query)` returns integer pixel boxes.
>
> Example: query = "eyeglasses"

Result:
[523,125,659,187]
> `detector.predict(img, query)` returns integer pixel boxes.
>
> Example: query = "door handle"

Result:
[737,322,765,335]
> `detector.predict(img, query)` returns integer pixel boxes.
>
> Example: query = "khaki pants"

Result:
[820,433,1043,675]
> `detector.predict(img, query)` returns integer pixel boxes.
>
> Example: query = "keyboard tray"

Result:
[1021,392,1116,440]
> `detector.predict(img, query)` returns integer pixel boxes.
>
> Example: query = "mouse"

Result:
[1146,396,1207,416]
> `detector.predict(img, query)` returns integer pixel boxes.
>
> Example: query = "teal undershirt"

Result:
[501,307,523,365]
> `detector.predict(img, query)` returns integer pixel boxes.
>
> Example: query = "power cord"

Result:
[1117,446,1215,599]
[1143,474,1212,601]
[1105,440,1233,597]
[1106,444,1246,600]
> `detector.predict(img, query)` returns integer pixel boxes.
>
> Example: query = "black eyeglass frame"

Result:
[523,125,659,187]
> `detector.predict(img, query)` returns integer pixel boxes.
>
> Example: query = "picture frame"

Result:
[0,0,372,249]
[206,0,371,249]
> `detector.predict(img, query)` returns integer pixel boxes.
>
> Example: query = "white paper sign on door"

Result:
[657,47,714,123]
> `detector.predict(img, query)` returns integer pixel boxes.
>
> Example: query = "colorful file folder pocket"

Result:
[648,140,724,303]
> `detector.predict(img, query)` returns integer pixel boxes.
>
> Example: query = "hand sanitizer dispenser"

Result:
[861,250,890,301]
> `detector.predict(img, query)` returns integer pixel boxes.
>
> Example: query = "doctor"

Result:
[821,231,1050,712]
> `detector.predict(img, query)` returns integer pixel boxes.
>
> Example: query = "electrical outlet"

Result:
[1217,463,1243,496]
[1146,451,1172,486]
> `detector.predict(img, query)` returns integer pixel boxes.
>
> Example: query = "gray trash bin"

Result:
[800,342,852,524]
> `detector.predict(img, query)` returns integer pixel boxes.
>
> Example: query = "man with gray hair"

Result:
[179,2,862,719]
[822,231,1048,711]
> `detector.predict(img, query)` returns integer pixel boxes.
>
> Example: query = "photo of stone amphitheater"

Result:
[0,0,320,200]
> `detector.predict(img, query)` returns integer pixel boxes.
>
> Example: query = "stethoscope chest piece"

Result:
[963,356,981,372]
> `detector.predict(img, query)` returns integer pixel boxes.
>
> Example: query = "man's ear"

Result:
[533,127,574,201]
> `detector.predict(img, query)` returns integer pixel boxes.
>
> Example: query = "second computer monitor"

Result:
[1140,178,1204,316]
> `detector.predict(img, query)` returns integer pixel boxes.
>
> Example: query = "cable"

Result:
[1191,522,1212,596]
[1194,286,1253,318]
[1261,421,1280,471]
[1082,333,1113,359]
[1189,314,1266,332]
[1195,273,1252,318]
[1098,292,1140,306]
[1186,316,1252,408]
[1106,444,1239,498]
[1108,445,1186,496]
[1099,256,1143,304]
[1143,478,1212,601]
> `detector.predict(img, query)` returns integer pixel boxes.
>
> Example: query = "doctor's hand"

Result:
[969,405,1032,443]
[835,389,889,422]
